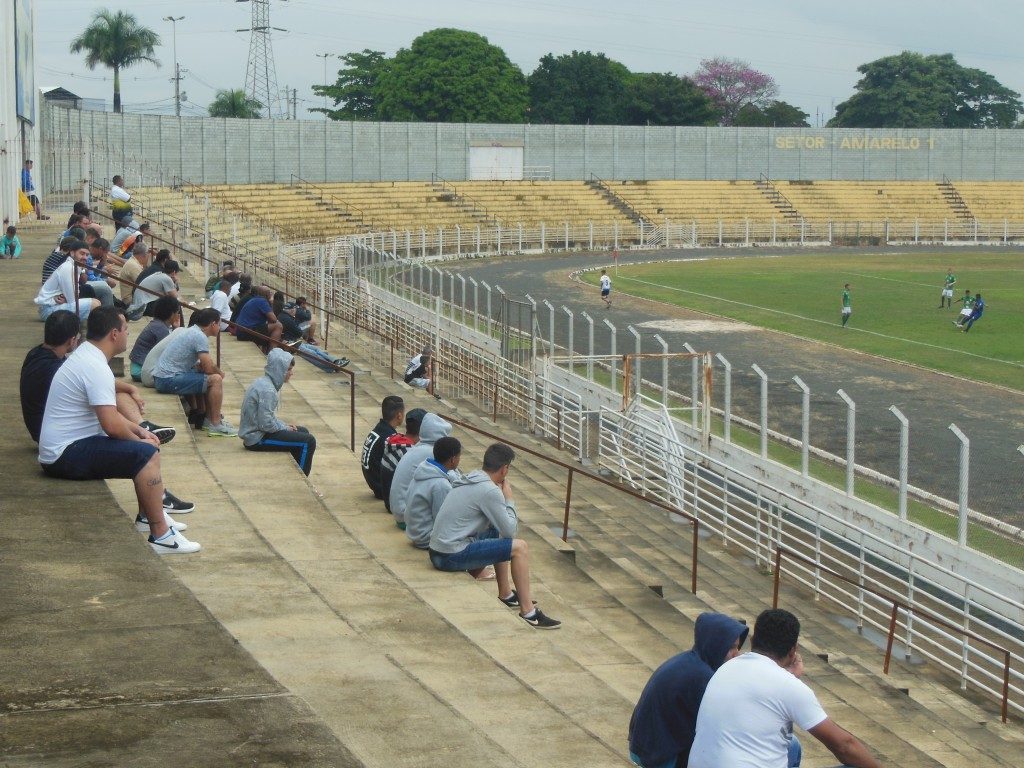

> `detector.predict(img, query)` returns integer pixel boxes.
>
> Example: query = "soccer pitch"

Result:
[584,251,1024,391]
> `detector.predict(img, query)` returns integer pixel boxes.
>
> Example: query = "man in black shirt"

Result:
[41,237,76,284]
[360,396,404,499]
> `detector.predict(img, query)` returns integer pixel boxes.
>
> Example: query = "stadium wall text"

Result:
[44,104,1024,189]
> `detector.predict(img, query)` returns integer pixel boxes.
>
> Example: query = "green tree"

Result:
[312,49,388,121]
[528,51,631,124]
[69,10,160,114]
[208,89,263,119]
[830,52,1022,128]
[374,29,527,122]
[626,73,719,126]
[735,100,810,127]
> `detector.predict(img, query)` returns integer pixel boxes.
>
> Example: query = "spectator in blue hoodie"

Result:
[238,349,317,475]
[629,612,749,768]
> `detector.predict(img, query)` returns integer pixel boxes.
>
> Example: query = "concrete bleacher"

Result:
[5,221,1023,765]
[446,181,637,228]
[608,180,786,224]
[950,181,1024,221]
[774,181,963,222]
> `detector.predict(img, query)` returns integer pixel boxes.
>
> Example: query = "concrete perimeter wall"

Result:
[43,103,1024,191]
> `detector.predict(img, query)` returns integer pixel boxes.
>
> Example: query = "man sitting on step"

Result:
[404,435,462,549]
[629,612,749,768]
[37,307,200,554]
[429,442,561,630]
[361,395,404,500]
[689,608,881,768]
[21,311,194,516]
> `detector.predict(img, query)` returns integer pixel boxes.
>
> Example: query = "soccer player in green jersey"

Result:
[954,289,973,327]
[841,284,852,327]
[939,269,956,308]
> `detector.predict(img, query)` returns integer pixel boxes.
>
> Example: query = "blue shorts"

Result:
[601,288,610,297]
[42,435,157,480]
[429,527,513,572]
[155,371,209,395]
[39,302,93,322]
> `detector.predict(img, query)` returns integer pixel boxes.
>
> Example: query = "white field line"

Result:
[845,270,1019,292]
[616,275,1024,370]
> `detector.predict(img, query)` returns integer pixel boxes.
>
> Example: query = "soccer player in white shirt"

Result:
[600,269,612,308]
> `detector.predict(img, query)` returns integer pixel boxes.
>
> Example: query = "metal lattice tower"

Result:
[237,0,286,119]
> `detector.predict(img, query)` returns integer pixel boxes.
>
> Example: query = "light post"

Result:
[164,16,185,117]
[315,53,332,111]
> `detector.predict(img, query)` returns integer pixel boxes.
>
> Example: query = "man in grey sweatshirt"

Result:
[388,412,452,527]
[429,443,561,629]
[405,436,462,549]
[238,348,317,475]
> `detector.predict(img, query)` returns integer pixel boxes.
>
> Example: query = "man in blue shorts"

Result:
[428,442,561,629]
[153,308,236,436]
[38,307,200,554]
[961,293,985,333]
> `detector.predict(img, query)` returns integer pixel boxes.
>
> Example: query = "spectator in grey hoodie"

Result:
[388,412,452,528]
[238,348,317,475]
[405,436,463,549]
[429,443,561,630]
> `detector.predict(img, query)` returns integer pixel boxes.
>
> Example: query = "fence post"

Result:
[715,353,731,443]
[467,276,478,329]
[888,405,910,520]
[563,306,575,374]
[793,376,810,477]
[455,224,461,259]
[542,299,555,358]
[654,334,669,407]
[751,364,768,459]
[481,280,492,336]
[540,222,545,252]
[580,311,595,380]
[203,195,211,285]
[948,423,970,546]
[588,221,594,250]
[627,325,642,394]
[518,223,524,252]
[683,342,699,427]
[604,318,617,394]
[837,389,856,496]
[457,274,467,325]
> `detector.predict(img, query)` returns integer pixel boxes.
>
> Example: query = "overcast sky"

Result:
[35,0,1024,123]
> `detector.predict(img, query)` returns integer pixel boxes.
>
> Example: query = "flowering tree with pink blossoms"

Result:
[693,57,778,126]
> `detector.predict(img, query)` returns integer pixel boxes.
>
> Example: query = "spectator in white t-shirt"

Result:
[33,239,101,322]
[689,609,881,768]
[110,174,134,225]
[210,271,238,331]
[38,307,200,554]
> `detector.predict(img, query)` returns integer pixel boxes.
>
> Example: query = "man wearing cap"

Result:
[34,240,101,321]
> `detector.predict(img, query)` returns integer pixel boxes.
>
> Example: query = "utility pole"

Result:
[164,16,185,117]
[292,87,297,120]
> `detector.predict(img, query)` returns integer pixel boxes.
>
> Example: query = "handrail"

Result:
[442,415,699,595]
[772,546,1014,722]
[757,173,799,215]
[87,263,357,451]
[430,175,497,225]
[588,172,650,225]
[289,174,383,231]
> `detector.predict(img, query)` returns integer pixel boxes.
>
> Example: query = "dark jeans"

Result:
[245,427,316,475]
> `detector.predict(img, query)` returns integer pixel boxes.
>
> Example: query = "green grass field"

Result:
[583,251,1024,391]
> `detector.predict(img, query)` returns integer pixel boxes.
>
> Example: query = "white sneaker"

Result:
[148,528,201,554]
[136,512,187,532]
[203,419,237,437]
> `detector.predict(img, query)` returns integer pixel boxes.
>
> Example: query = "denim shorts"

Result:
[429,526,512,572]
[42,435,157,480]
[155,371,208,395]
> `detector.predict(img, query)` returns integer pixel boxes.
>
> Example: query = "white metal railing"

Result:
[596,405,1023,717]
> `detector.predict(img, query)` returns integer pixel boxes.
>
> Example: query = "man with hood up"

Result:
[238,349,317,476]
[388,412,452,528]
[628,612,748,768]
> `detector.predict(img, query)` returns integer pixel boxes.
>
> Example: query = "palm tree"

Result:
[208,89,263,119]
[70,10,160,114]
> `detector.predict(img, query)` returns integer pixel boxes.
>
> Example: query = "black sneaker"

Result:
[140,420,176,444]
[520,608,561,630]
[163,490,195,514]
[333,357,350,368]
[498,591,537,609]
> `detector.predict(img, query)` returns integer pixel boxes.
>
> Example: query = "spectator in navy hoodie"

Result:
[629,612,748,768]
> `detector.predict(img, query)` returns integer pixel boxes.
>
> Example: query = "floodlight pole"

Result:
[315,53,332,111]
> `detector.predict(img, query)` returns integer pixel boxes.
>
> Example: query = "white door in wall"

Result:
[469,144,524,180]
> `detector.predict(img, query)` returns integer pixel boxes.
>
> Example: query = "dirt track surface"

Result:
[453,246,1024,527]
